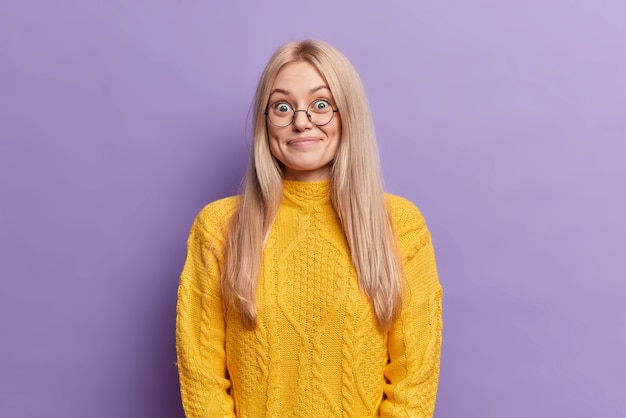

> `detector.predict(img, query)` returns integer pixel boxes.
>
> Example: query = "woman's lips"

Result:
[287,137,321,147]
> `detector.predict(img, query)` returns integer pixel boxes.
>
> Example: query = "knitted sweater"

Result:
[176,180,442,417]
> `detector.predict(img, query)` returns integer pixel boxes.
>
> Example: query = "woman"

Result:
[176,40,442,417]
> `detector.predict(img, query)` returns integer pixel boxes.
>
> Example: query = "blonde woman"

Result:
[176,40,443,417]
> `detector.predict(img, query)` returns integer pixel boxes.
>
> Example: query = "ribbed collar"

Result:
[282,180,331,208]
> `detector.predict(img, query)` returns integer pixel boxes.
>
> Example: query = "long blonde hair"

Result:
[222,40,403,330]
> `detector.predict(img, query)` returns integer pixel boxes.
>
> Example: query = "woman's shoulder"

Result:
[190,195,241,238]
[384,193,428,235]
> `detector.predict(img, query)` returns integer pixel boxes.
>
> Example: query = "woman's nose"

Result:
[292,110,313,130]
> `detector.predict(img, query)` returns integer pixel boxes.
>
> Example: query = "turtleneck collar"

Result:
[282,179,331,208]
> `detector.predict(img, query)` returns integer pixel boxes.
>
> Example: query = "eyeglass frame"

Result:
[264,99,339,128]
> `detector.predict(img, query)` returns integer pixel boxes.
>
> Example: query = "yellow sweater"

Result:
[176,180,442,417]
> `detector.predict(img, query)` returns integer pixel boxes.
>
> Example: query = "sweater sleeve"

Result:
[176,203,237,418]
[381,197,443,418]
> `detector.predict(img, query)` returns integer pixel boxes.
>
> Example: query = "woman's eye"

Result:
[313,100,330,111]
[275,103,291,113]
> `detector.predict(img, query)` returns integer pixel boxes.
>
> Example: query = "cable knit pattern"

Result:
[176,180,442,417]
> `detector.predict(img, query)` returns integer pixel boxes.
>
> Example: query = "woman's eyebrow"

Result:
[310,85,331,93]
[269,85,331,98]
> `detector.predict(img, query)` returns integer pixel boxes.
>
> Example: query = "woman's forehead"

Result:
[270,62,329,96]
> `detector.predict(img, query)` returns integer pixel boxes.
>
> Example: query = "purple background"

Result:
[1,1,625,417]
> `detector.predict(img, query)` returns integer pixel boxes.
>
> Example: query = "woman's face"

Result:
[266,61,341,182]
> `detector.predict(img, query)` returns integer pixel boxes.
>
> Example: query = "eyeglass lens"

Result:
[267,99,336,127]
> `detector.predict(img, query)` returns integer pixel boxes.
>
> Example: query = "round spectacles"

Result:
[264,99,339,128]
